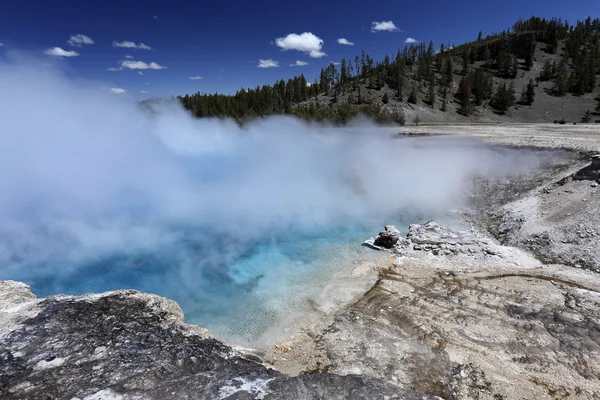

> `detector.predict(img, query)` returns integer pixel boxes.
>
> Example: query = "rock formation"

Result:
[0,281,426,400]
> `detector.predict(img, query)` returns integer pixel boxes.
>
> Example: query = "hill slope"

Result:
[179,16,600,124]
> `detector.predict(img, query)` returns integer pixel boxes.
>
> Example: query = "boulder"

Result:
[573,155,600,182]
[373,225,403,249]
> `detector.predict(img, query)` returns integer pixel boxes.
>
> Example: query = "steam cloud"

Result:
[0,57,552,343]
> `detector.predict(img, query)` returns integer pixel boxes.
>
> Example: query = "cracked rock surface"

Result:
[314,223,600,399]
[0,283,424,400]
[485,154,600,272]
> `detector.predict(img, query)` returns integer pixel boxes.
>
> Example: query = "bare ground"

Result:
[263,124,600,399]
[393,123,600,153]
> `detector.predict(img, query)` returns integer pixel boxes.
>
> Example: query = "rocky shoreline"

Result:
[0,281,427,400]
[3,217,599,399]
[2,126,600,399]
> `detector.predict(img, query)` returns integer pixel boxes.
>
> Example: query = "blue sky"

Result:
[0,0,598,98]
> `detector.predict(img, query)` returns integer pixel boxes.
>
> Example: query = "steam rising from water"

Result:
[0,58,550,344]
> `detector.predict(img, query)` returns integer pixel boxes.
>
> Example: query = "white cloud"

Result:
[337,38,354,46]
[107,67,123,71]
[290,60,308,66]
[138,71,143,75]
[153,16,158,19]
[0,43,4,47]
[110,88,126,94]
[44,47,79,57]
[120,60,166,70]
[371,21,400,32]
[331,62,341,66]
[141,90,150,94]
[275,32,326,58]
[405,37,418,44]
[188,76,203,80]
[112,41,152,50]
[258,59,279,68]
[144,82,150,85]
[67,34,95,47]
[124,54,133,59]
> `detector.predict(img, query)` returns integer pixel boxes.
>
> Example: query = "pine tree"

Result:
[482,44,491,69]
[582,109,592,123]
[540,60,553,81]
[417,59,427,82]
[382,92,390,104]
[585,56,596,93]
[511,56,519,78]
[508,82,516,101]
[492,82,516,113]
[427,41,435,60]
[441,86,448,111]
[360,50,366,80]
[340,58,348,85]
[547,21,559,54]
[427,71,436,107]
[444,56,454,87]
[368,74,375,89]
[525,40,536,71]
[524,79,536,105]
[408,87,418,104]
[462,47,469,75]
[378,69,384,89]
[472,68,488,106]
[396,69,404,100]
[497,46,507,76]
[554,60,568,96]
[319,68,327,94]
[299,75,308,101]
[469,47,477,64]
[458,76,472,115]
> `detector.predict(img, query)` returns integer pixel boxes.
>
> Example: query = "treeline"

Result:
[179,75,313,119]
[178,16,600,122]
[439,16,599,115]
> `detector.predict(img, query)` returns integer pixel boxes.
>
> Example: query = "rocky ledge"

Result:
[0,281,431,400]
[365,221,524,261]
[304,222,600,399]
[483,153,600,272]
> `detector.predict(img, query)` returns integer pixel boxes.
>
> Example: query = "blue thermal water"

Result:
[8,215,423,345]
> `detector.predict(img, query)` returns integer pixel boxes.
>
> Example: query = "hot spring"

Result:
[0,61,550,347]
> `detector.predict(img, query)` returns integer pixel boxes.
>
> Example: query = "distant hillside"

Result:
[179,16,600,125]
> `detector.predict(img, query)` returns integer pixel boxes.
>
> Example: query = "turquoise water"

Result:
[4,207,474,346]
[11,215,424,345]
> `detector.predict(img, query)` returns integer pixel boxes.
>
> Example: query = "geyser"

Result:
[0,58,549,346]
